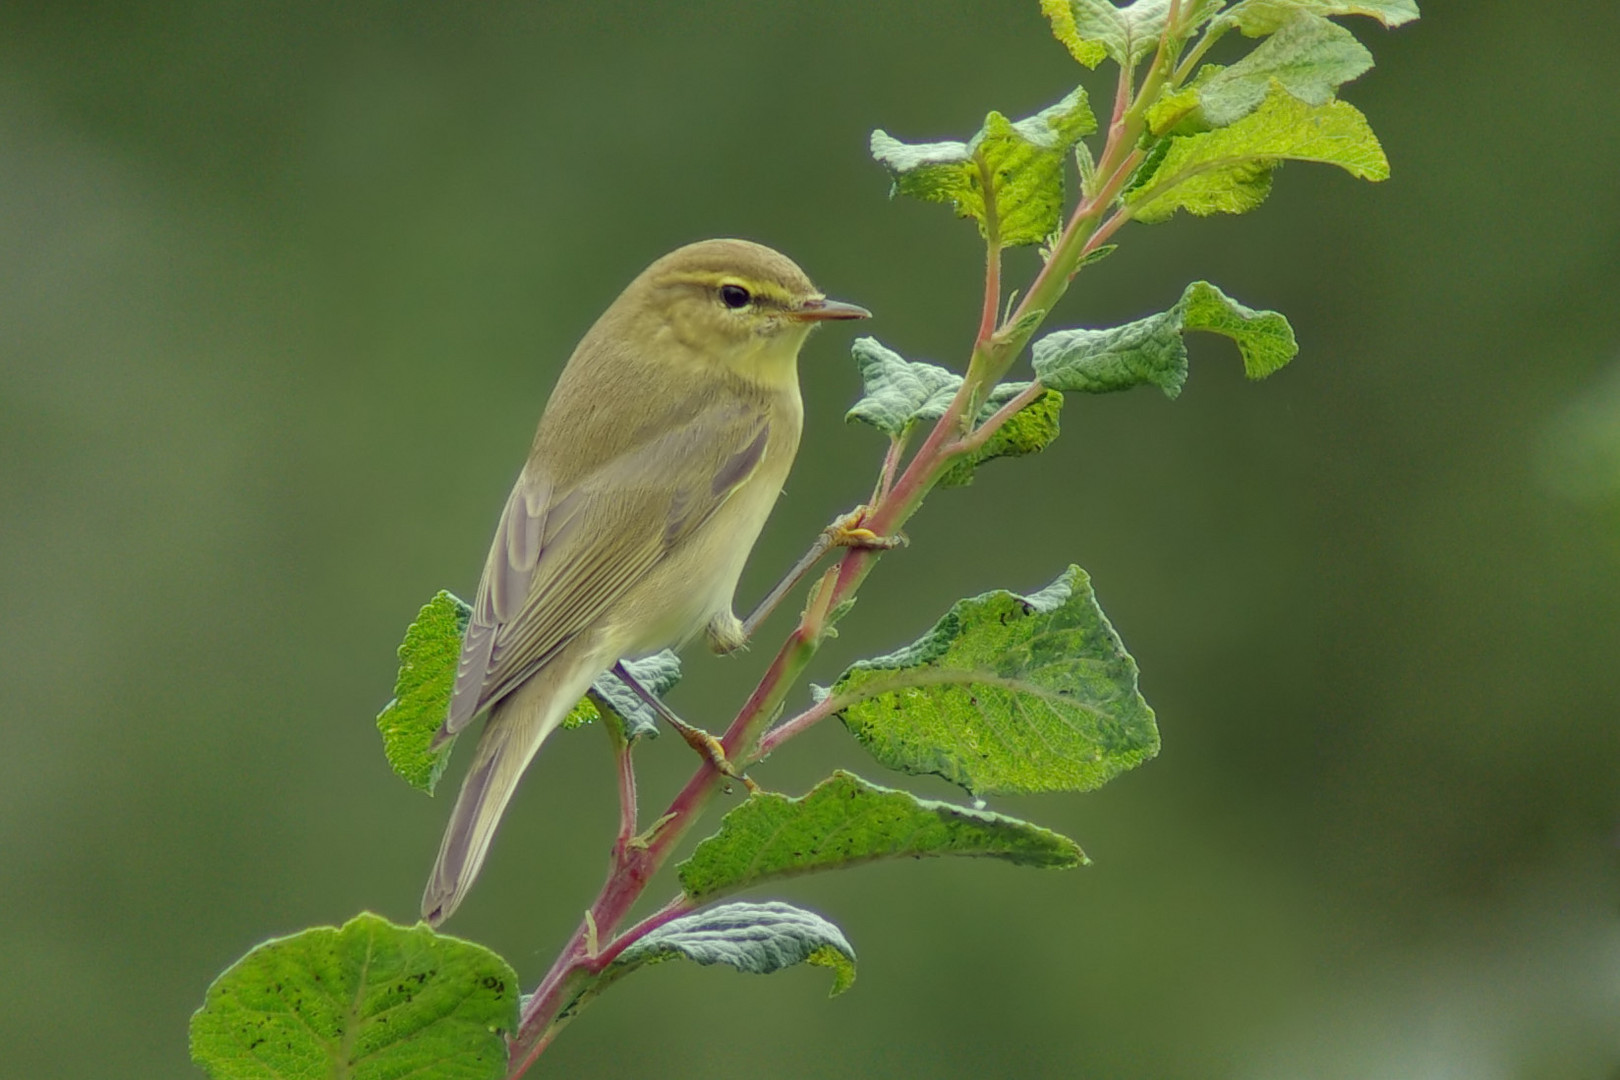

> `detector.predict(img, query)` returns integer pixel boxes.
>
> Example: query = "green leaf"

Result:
[1180,280,1300,377]
[678,771,1085,903]
[1040,0,1108,66]
[845,337,962,438]
[565,651,682,742]
[1127,81,1389,223]
[940,384,1065,488]
[190,912,519,1080]
[1044,0,1225,69]
[844,340,1064,486]
[1177,13,1375,129]
[827,565,1159,797]
[376,591,469,795]
[602,901,856,997]
[1221,0,1419,37]
[1032,279,1298,396]
[870,88,1096,246]
[378,591,677,788]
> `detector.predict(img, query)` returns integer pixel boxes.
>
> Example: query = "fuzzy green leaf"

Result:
[1032,279,1297,396]
[1040,0,1109,66]
[845,337,962,438]
[376,591,469,795]
[1184,13,1374,128]
[1221,0,1419,36]
[1043,0,1225,69]
[871,88,1095,246]
[190,912,519,1080]
[1180,280,1300,377]
[566,651,681,742]
[845,340,1064,486]
[828,566,1158,797]
[1128,81,1389,223]
[678,771,1085,903]
[940,384,1065,488]
[603,902,856,997]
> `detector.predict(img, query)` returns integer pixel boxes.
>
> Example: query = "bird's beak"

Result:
[791,296,872,322]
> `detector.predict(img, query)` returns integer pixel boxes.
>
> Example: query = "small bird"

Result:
[422,239,868,925]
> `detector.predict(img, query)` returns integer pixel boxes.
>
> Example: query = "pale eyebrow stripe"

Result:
[656,271,798,306]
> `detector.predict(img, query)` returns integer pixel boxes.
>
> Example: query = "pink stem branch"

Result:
[950,379,1048,456]
[611,738,638,860]
[754,693,846,761]
[507,33,1175,1076]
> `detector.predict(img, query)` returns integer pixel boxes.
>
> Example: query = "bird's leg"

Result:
[741,507,907,637]
[612,662,758,793]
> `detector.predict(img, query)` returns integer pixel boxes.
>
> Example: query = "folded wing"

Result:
[441,399,772,737]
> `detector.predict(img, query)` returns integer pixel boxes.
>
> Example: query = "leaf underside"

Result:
[565,650,683,742]
[602,901,856,998]
[1031,278,1298,398]
[845,337,1064,485]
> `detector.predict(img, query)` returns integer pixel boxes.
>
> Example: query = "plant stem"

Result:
[871,433,908,505]
[753,692,844,761]
[978,239,1003,344]
[611,737,638,860]
[952,379,1048,456]
[507,30,1187,1073]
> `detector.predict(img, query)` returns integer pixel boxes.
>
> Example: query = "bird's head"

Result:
[624,238,870,384]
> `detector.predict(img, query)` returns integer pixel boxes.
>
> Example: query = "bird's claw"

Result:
[672,720,756,791]
[826,507,907,551]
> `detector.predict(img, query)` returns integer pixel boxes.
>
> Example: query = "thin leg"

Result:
[742,508,907,637]
[612,662,757,791]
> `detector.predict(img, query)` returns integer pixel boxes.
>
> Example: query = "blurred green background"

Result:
[4,2,1618,1077]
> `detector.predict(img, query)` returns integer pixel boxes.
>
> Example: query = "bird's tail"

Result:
[422,653,601,926]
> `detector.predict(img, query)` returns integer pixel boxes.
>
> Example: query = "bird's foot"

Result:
[825,507,907,551]
[668,717,758,792]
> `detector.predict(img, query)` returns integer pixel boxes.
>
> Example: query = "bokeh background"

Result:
[4,3,1618,1077]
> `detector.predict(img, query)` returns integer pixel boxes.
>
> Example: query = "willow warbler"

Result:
[422,239,868,925]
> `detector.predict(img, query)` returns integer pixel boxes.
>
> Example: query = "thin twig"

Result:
[950,379,1048,457]
[611,735,638,859]
[590,894,695,970]
[753,693,845,761]
[871,432,908,506]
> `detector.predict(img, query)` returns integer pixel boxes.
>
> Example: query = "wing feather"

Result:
[442,398,771,735]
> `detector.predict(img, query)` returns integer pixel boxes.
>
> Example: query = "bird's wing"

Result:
[443,399,773,734]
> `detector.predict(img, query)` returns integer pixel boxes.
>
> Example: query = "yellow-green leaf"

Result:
[190,913,519,1080]
[1127,82,1389,223]
[870,88,1096,246]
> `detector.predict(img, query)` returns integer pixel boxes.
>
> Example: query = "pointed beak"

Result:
[791,296,872,322]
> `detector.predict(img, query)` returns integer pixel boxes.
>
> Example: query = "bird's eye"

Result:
[719,283,752,310]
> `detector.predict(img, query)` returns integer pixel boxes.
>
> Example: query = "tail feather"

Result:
[422,654,600,926]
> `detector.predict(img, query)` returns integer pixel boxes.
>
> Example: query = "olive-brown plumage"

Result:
[422,239,867,925]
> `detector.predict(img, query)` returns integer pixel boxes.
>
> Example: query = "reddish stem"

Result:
[610,739,638,860]
[754,693,844,761]
[978,240,1003,344]
[506,27,1179,1073]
